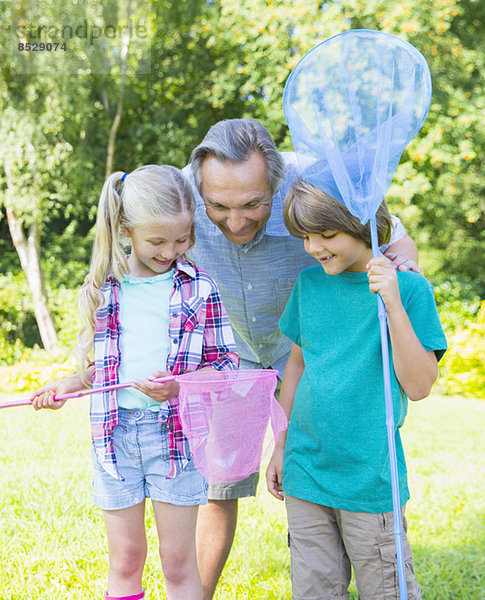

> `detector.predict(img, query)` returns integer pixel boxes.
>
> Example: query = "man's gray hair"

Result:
[190,118,285,194]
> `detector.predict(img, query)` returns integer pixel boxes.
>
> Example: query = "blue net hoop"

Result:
[283,29,432,223]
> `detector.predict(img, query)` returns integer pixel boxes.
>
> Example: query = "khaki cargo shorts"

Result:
[285,495,422,600]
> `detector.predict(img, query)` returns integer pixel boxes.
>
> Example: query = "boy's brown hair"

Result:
[283,179,392,248]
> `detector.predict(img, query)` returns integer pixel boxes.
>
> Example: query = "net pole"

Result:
[370,216,408,600]
[2,375,176,409]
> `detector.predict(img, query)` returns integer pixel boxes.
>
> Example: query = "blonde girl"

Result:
[31,165,238,600]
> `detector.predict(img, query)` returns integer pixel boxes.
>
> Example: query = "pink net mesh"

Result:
[176,369,287,482]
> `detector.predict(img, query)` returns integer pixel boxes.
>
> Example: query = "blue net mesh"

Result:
[283,30,432,224]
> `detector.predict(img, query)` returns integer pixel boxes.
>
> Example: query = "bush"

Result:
[0,273,42,358]
[0,273,79,366]
[0,352,77,394]
[49,287,81,348]
[0,273,80,391]
[439,302,485,399]
[1,275,483,400]
[433,276,482,332]
[0,335,26,365]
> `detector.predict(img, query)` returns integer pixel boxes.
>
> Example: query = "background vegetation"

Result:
[1,0,483,396]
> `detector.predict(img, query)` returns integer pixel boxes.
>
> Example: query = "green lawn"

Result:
[0,393,483,599]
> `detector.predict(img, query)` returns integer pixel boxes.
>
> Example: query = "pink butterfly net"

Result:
[176,369,287,482]
[4,368,288,483]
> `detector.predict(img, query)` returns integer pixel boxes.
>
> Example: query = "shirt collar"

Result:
[262,187,288,236]
[174,257,196,279]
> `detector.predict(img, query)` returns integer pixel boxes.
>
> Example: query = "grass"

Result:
[0,392,483,599]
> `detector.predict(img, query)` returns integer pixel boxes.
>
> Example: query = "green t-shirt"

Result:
[279,266,447,513]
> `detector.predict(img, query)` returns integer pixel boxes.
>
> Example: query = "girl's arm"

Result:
[133,283,238,402]
[30,365,95,410]
[132,366,218,402]
[367,256,438,401]
[132,372,179,402]
[266,343,305,500]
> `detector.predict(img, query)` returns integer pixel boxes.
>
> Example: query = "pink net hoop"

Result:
[176,369,287,482]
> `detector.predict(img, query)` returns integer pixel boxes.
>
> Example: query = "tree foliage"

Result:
[0,0,483,350]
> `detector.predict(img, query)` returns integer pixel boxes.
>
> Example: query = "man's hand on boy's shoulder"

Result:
[384,252,424,274]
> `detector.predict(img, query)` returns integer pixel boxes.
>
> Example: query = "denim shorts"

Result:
[92,408,208,511]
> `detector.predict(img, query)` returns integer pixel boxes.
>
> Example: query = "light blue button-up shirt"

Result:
[185,153,405,377]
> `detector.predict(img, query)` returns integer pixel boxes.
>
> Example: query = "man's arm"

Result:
[385,234,423,274]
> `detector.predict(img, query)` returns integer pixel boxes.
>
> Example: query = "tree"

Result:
[0,104,71,350]
[201,0,484,295]
[0,1,111,348]
[354,0,485,296]
[0,0,155,349]
[1,0,482,358]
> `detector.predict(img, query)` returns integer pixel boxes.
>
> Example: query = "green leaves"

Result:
[0,0,482,298]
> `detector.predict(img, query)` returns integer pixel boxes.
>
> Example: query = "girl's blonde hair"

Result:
[284,179,392,247]
[76,165,195,383]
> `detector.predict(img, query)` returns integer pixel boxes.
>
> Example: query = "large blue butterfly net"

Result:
[283,29,432,224]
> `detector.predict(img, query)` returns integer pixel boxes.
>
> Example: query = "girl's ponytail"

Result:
[91,171,129,285]
[76,172,129,382]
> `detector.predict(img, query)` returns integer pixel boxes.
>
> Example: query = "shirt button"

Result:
[252,316,257,322]
[247,283,253,290]
[259,344,264,348]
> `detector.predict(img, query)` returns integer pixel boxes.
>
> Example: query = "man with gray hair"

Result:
[184,118,420,599]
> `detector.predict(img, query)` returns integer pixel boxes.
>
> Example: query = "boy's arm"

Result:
[367,256,438,401]
[266,343,305,500]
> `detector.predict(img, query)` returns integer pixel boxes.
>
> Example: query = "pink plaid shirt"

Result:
[90,258,238,480]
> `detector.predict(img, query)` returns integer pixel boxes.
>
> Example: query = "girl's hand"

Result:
[266,446,285,500]
[30,378,75,411]
[367,256,402,312]
[132,370,179,403]
[384,252,423,274]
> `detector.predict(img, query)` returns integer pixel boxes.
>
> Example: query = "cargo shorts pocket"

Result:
[378,540,420,600]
